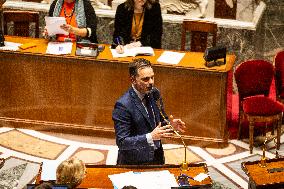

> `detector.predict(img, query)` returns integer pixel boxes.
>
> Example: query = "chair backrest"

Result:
[274,50,284,95]
[181,20,217,52]
[3,11,40,38]
[235,60,274,100]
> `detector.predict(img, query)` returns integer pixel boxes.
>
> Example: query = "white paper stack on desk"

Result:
[46,42,73,55]
[110,46,154,58]
[0,41,22,51]
[157,51,185,65]
[108,170,179,189]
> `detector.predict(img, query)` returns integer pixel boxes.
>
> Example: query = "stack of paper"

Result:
[46,42,73,55]
[45,16,68,36]
[0,41,22,51]
[108,170,179,189]
[157,51,185,65]
[110,46,154,58]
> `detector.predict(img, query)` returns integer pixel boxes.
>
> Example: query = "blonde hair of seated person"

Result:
[56,157,86,189]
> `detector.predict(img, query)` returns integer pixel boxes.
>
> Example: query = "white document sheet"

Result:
[194,173,209,182]
[157,51,186,65]
[0,41,22,51]
[45,16,68,36]
[108,170,179,189]
[46,42,73,55]
[110,46,154,58]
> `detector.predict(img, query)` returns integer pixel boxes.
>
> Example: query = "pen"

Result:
[116,37,121,46]
[116,37,123,52]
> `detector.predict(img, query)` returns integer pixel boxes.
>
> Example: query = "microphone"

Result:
[151,87,189,171]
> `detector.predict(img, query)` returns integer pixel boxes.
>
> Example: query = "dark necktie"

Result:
[144,94,155,128]
[144,95,161,149]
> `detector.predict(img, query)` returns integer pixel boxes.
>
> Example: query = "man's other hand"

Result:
[151,123,173,140]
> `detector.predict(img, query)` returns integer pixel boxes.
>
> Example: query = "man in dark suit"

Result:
[112,58,186,165]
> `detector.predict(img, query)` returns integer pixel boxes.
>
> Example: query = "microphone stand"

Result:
[152,87,189,171]
[160,113,189,171]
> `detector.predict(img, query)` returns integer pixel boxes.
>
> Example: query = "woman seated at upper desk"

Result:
[44,0,98,43]
[112,0,163,53]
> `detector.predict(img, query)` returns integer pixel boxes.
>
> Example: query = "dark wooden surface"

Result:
[181,20,217,52]
[242,158,284,189]
[78,164,212,188]
[0,36,235,147]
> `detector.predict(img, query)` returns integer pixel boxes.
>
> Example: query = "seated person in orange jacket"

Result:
[44,0,98,43]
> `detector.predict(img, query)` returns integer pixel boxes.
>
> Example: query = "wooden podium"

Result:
[78,164,212,188]
[0,36,235,147]
[242,157,284,189]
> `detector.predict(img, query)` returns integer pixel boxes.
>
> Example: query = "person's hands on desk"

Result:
[60,24,89,38]
[115,44,124,54]
[42,26,49,39]
[115,41,142,54]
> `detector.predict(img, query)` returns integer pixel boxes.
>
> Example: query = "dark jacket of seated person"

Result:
[49,0,98,43]
[112,0,163,49]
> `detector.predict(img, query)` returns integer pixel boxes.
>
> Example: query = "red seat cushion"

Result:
[243,96,283,116]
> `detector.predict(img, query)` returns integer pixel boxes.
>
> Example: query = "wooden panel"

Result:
[0,36,235,147]
[79,164,212,188]
[181,20,217,52]
[3,11,39,38]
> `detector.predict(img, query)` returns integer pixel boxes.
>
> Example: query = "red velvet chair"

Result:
[275,50,284,103]
[235,60,283,154]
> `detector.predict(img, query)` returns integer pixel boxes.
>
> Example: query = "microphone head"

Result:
[151,87,160,101]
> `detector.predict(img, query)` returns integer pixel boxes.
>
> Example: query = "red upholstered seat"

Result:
[243,96,283,116]
[275,50,284,103]
[235,60,283,154]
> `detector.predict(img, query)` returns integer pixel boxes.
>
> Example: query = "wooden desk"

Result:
[242,158,284,189]
[78,164,212,188]
[0,36,235,147]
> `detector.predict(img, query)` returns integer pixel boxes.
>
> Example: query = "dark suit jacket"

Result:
[112,87,166,165]
[49,0,98,43]
[112,2,163,48]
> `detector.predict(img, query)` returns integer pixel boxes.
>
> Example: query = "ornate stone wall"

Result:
[262,0,284,61]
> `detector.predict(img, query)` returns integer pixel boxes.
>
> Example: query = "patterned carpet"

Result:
[0,127,283,189]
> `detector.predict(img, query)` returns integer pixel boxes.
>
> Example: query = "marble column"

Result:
[263,0,284,61]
